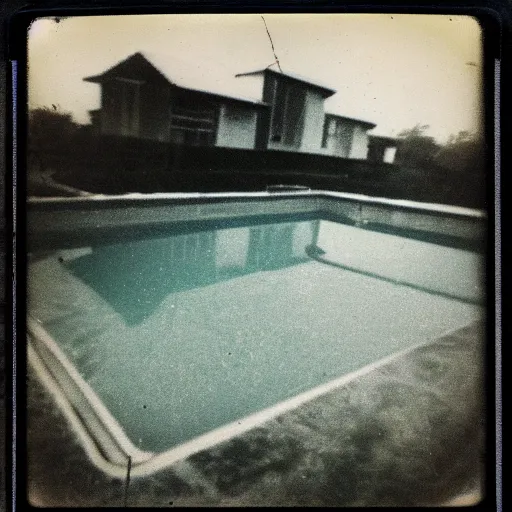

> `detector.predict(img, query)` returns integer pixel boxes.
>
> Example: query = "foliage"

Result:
[395,124,441,170]
[395,124,485,176]
[393,124,486,208]
[28,106,83,150]
[434,131,485,177]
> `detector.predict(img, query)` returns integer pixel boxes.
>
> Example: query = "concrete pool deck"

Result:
[27,320,485,507]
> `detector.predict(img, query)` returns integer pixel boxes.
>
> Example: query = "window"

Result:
[271,80,287,142]
[170,101,217,146]
[322,118,336,148]
[270,80,306,147]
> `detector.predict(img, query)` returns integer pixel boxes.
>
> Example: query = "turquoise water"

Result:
[28,217,484,452]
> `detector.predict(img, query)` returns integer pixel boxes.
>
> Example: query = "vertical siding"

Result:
[216,104,258,149]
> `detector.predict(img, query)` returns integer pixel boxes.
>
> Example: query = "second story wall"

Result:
[266,77,306,152]
[349,125,370,160]
[234,74,265,102]
[99,78,172,142]
[323,118,355,158]
[216,104,258,149]
[140,83,172,141]
[300,89,327,154]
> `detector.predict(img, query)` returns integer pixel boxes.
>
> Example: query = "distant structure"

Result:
[321,113,377,159]
[367,135,399,164]
[84,52,393,162]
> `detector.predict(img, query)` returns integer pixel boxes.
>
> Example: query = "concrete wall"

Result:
[299,90,326,154]
[349,125,370,160]
[216,104,258,149]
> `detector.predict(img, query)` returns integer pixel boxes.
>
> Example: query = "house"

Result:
[84,52,269,149]
[84,52,379,159]
[321,113,376,159]
[367,135,399,163]
[234,68,337,153]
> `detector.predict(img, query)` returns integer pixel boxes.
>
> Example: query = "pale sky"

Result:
[27,13,483,143]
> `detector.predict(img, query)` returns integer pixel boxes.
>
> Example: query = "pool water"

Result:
[27,217,484,453]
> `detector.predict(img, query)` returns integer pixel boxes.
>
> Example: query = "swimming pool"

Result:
[26,191,486,483]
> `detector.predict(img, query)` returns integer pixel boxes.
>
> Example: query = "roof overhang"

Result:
[175,86,270,108]
[325,112,377,129]
[236,68,337,98]
[83,52,269,109]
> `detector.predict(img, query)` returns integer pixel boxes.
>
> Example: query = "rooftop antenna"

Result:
[261,16,283,73]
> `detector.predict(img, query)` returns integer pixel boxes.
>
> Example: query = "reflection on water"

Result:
[67,221,318,325]
[27,216,484,452]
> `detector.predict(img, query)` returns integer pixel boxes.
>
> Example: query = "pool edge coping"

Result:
[27,189,486,219]
[27,314,483,480]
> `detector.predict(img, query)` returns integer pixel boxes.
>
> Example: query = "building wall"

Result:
[325,119,355,158]
[139,83,172,142]
[100,81,119,136]
[255,74,276,149]
[234,74,265,101]
[100,79,171,141]
[299,89,326,154]
[349,124,370,160]
[264,86,324,153]
[367,141,386,162]
[266,76,304,152]
[216,104,258,149]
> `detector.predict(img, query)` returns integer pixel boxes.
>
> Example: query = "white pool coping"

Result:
[28,189,486,218]
[27,314,478,480]
[26,190,486,259]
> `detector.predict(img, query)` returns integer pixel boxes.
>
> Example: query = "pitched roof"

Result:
[235,67,337,98]
[84,52,269,108]
[324,112,377,129]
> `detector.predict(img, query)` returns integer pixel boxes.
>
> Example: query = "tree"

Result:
[433,130,486,207]
[434,130,485,177]
[28,106,81,151]
[390,124,486,208]
[395,124,441,170]
[28,106,89,179]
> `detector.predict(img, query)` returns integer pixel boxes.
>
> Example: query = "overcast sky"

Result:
[28,13,483,143]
